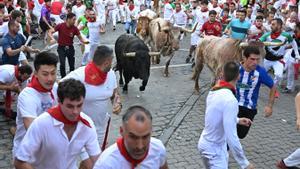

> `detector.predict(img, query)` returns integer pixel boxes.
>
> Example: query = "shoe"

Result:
[282,88,292,93]
[276,159,300,169]
[185,56,191,63]
[275,90,280,98]
[113,26,116,31]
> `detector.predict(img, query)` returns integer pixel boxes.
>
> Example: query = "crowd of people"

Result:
[0,0,300,168]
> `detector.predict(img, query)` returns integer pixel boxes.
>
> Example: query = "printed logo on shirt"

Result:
[41,102,54,111]
[236,83,251,90]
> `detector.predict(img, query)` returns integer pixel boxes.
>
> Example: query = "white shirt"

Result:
[13,85,57,157]
[72,4,87,19]
[125,6,139,22]
[198,88,249,169]
[94,137,166,169]
[171,10,188,26]
[0,22,24,37]
[87,20,102,43]
[94,0,107,15]
[107,0,118,10]
[0,64,16,84]
[208,4,221,15]
[192,8,209,30]
[61,67,117,137]
[33,0,43,12]
[263,21,271,32]
[163,3,173,21]
[15,112,100,169]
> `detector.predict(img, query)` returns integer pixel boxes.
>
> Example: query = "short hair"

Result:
[238,9,247,15]
[256,15,264,20]
[18,64,33,75]
[66,12,76,20]
[122,105,152,123]
[257,9,264,14]
[243,46,260,58]
[66,4,72,9]
[57,78,86,103]
[200,0,208,5]
[93,45,113,65]
[209,10,217,16]
[268,11,275,16]
[86,7,93,11]
[44,0,51,2]
[223,8,229,13]
[8,19,17,29]
[34,52,58,71]
[272,18,283,27]
[0,3,4,9]
[10,10,23,19]
[223,61,239,82]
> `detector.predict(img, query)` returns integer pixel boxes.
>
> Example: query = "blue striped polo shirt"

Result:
[228,18,251,40]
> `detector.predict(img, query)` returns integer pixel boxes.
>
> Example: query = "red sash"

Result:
[84,62,107,85]
[211,80,236,95]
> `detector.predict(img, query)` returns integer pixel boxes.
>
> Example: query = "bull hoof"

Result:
[185,57,190,63]
[194,89,200,95]
[156,58,160,64]
[163,73,169,77]
[139,86,145,91]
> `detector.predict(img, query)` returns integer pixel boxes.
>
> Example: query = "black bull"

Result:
[115,34,154,93]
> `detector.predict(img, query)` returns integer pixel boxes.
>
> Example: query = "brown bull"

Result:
[148,18,197,76]
[136,9,157,42]
[191,36,283,92]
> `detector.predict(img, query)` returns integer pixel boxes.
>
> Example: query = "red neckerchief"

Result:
[211,80,236,95]
[46,4,51,10]
[119,0,124,5]
[48,106,91,128]
[87,17,96,22]
[271,31,281,39]
[38,0,44,4]
[84,62,108,85]
[129,4,135,11]
[117,137,149,169]
[221,15,228,24]
[201,8,208,12]
[212,4,218,8]
[76,3,82,7]
[296,33,300,39]
[27,75,54,100]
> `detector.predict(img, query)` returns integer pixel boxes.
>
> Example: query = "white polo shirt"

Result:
[87,20,102,44]
[13,85,57,157]
[94,137,166,169]
[72,4,86,19]
[61,67,117,143]
[15,112,100,169]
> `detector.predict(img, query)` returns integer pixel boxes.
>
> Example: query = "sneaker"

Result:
[276,159,300,169]
[282,88,292,93]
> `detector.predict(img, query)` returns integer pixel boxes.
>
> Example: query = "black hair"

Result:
[238,9,247,15]
[33,52,58,71]
[18,64,33,75]
[10,10,23,19]
[209,10,217,16]
[243,46,260,58]
[122,105,152,123]
[256,15,264,20]
[44,0,51,2]
[8,19,17,29]
[272,18,283,27]
[93,45,113,65]
[201,0,208,5]
[57,78,86,103]
[223,8,229,13]
[66,12,76,20]
[0,3,4,9]
[223,61,239,82]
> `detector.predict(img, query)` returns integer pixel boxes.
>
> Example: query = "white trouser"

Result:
[32,8,41,21]
[88,43,99,62]
[98,11,106,25]
[283,148,300,166]
[118,4,125,18]
[198,139,228,169]
[264,58,284,85]
[283,49,297,90]
[80,113,110,160]
[108,8,119,26]
[81,44,90,65]
[191,30,201,46]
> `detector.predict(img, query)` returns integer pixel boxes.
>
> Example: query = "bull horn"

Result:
[181,22,198,33]
[124,52,136,57]
[148,52,161,56]
[263,41,284,46]
[239,42,249,47]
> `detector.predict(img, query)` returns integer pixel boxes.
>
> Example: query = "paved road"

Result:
[0,21,300,169]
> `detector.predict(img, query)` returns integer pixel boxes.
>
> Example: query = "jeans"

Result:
[125,20,137,34]
[57,45,75,78]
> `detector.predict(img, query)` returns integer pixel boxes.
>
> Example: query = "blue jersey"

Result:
[227,18,251,40]
[2,33,26,65]
[236,65,274,110]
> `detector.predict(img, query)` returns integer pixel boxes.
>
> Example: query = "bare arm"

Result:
[295,92,300,130]
[6,46,25,57]
[264,85,276,117]
[77,34,89,44]
[111,88,122,114]
[0,82,20,92]
[23,117,35,130]
[42,16,52,29]
[90,154,100,166]
[14,158,34,169]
